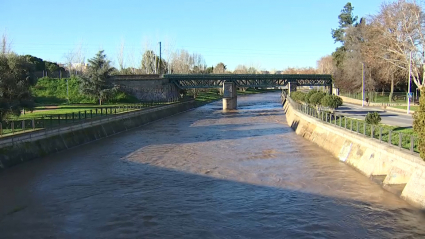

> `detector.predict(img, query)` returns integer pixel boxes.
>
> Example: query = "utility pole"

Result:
[408,52,412,114]
[158,41,162,75]
[361,62,365,107]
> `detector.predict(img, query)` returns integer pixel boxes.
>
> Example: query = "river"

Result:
[0,92,424,238]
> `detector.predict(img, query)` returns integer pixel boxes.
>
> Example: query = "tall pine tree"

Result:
[331,2,358,68]
[80,50,115,105]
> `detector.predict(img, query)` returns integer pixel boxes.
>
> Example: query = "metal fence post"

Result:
[58,115,60,125]
[22,120,25,132]
[363,123,366,135]
[344,117,347,128]
[399,133,402,149]
[91,110,93,119]
[350,119,352,131]
[11,121,14,134]
[379,127,382,142]
[356,121,359,133]
[389,130,392,144]
[32,118,35,130]
[411,136,414,152]
[371,125,374,139]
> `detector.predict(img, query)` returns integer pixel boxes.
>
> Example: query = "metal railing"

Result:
[284,94,419,154]
[0,98,192,147]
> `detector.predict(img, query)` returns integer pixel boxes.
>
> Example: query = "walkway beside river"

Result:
[0,92,424,238]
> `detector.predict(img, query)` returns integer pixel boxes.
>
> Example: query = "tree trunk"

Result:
[389,74,394,103]
[99,98,102,106]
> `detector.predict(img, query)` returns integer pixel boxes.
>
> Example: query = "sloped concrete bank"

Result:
[0,101,197,170]
[284,100,425,208]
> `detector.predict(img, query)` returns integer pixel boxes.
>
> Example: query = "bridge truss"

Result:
[165,74,332,89]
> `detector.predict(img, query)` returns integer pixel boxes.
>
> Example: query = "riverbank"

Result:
[284,97,425,208]
[0,100,198,170]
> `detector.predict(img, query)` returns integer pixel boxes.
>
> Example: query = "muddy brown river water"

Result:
[1,92,425,238]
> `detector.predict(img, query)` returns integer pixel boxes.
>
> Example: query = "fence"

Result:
[285,95,419,154]
[0,99,182,138]
[339,91,419,104]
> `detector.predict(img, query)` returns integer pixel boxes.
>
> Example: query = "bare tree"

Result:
[1,32,12,55]
[316,55,334,74]
[117,39,126,72]
[369,0,425,89]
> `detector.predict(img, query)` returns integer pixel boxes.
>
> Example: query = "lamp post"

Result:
[407,52,412,114]
[361,62,365,107]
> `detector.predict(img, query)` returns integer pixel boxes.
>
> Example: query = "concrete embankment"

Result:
[0,101,197,170]
[284,99,425,208]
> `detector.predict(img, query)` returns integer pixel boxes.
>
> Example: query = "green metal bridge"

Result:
[164,74,332,89]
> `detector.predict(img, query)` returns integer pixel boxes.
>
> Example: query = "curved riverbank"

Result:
[284,97,425,208]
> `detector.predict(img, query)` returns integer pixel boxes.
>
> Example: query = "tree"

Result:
[331,2,358,68]
[213,62,226,74]
[234,65,248,74]
[80,50,116,105]
[1,32,12,55]
[141,50,158,74]
[368,0,425,90]
[309,92,326,107]
[316,55,334,74]
[321,94,343,109]
[0,53,36,120]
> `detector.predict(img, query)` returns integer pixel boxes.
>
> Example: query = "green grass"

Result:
[324,114,418,152]
[392,106,419,111]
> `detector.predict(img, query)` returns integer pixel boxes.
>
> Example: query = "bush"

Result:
[304,90,318,104]
[290,91,306,103]
[321,94,343,109]
[413,89,425,159]
[309,92,326,107]
[365,112,381,125]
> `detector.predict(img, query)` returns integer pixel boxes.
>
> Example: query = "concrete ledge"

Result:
[0,101,197,171]
[284,100,425,208]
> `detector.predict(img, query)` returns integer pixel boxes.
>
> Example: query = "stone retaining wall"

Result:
[284,99,425,208]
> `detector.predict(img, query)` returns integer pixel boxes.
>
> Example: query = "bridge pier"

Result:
[288,82,297,96]
[223,82,237,110]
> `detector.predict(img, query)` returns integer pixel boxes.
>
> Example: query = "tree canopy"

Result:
[0,53,36,120]
[80,50,116,105]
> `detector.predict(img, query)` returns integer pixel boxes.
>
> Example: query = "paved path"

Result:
[335,103,413,128]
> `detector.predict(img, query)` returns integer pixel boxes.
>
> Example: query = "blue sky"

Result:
[0,0,382,71]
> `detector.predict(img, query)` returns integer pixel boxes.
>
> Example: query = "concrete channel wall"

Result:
[0,101,197,171]
[284,99,425,208]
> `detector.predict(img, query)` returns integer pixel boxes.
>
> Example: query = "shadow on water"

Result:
[1,159,425,238]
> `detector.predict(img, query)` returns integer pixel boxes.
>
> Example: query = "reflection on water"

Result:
[0,92,424,238]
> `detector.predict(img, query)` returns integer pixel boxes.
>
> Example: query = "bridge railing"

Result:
[283,93,419,154]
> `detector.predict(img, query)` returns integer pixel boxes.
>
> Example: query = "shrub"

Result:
[321,94,343,109]
[365,112,381,125]
[290,91,306,103]
[309,92,326,107]
[304,90,318,104]
[413,89,425,159]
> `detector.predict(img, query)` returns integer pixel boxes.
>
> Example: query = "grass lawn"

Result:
[392,105,419,111]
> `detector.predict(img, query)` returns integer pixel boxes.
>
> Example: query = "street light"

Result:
[361,62,365,107]
[407,52,412,114]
